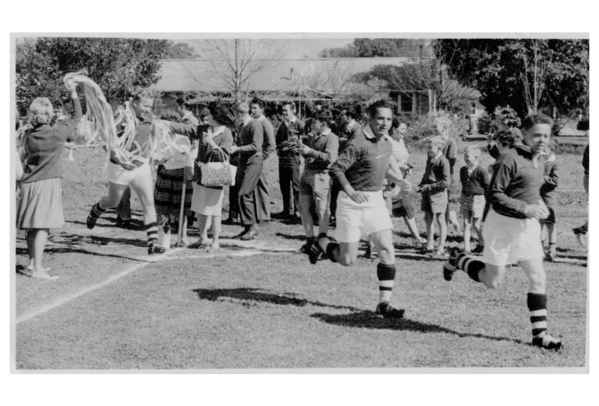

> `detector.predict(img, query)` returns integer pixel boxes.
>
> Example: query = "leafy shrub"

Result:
[477,113,493,135]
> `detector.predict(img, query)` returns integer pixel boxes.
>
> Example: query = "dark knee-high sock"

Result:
[145,222,159,247]
[377,263,396,303]
[527,293,548,338]
[457,254,485,282]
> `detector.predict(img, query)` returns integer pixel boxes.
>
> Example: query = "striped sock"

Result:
[145,222,159,247]
[527,293,548,338]
[377,263,396,303]
[460,255,485,282]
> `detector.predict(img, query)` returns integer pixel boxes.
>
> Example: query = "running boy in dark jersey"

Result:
[442,114,562,350]
[307,100,405,319]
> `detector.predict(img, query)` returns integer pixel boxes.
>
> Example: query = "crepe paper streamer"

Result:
[63,72,188,167]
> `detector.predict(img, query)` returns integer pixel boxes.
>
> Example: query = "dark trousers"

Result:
[117,187,131,220]
[228,184,239,219]
[278,161,301,216]
[237,159,263,227]
[330,180,341,218]
[256,174,271,222]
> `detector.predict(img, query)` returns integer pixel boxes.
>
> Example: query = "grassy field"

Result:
[14,141,588,370]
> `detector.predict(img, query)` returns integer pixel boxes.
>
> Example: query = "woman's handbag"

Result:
[196,147,237,187]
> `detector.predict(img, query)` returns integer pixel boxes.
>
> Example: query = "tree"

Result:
[15,37,191,115]
[433,39,589,118]
[164,41,198,58]
[319,38,433,58]
[352,61,439,92]
[198,39,283,102]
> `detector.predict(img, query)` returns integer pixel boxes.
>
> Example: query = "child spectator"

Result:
[297,111,338,259]
[459,146,489,253]
[540,145,559,261]
[417,136,450,256]
[386,120,425,247]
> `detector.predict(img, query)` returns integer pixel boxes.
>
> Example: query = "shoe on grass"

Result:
[443,247,462,281]
[300,239,314,254]
[375,302,405,319]
[532,332,562,351]
[206,242,220,252]
[240,230,258,241]
[307,242,323,265]
[86,212,98,230]
[415,237,427,246]
[148,244,166,255]
[22,266,58,280]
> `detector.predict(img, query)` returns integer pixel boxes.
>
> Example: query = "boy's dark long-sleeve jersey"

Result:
[329,126,392,192]
[459,165,489,196]
[303,131,339,172]
[540,159,558,207]
[237,120,264,165]
[419,155,450,194]
[259,117,275,159]
[276,119,305,166]
[487,145,544,219]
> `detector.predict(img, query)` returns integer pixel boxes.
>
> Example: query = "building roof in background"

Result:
[153,57,422,93]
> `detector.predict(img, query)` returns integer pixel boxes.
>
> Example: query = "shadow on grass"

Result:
[15,246,149,263]
[275,232,306,241]
[193,287,526,346]
[393,230,418,239]
[393,242,421,251]
[67,218,146,231]
[193,287,361,312]
[396,253,445,262]
[83,235,148,248]
[311,311,527,345]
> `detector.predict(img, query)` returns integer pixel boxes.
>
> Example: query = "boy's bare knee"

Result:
[339,255,356,266]
[377,247,395,264]
[528,276,546,293]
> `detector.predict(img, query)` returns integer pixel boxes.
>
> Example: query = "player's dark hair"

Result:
[522,113,554,130]
[211,104,233,127]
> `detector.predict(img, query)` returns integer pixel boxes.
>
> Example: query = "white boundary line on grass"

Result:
[16,245,296,325]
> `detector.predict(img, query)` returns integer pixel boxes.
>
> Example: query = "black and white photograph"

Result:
[10,33,590,372]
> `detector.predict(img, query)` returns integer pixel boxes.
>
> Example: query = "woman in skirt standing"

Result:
[191,104,234,251]
[17,82,83,279]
